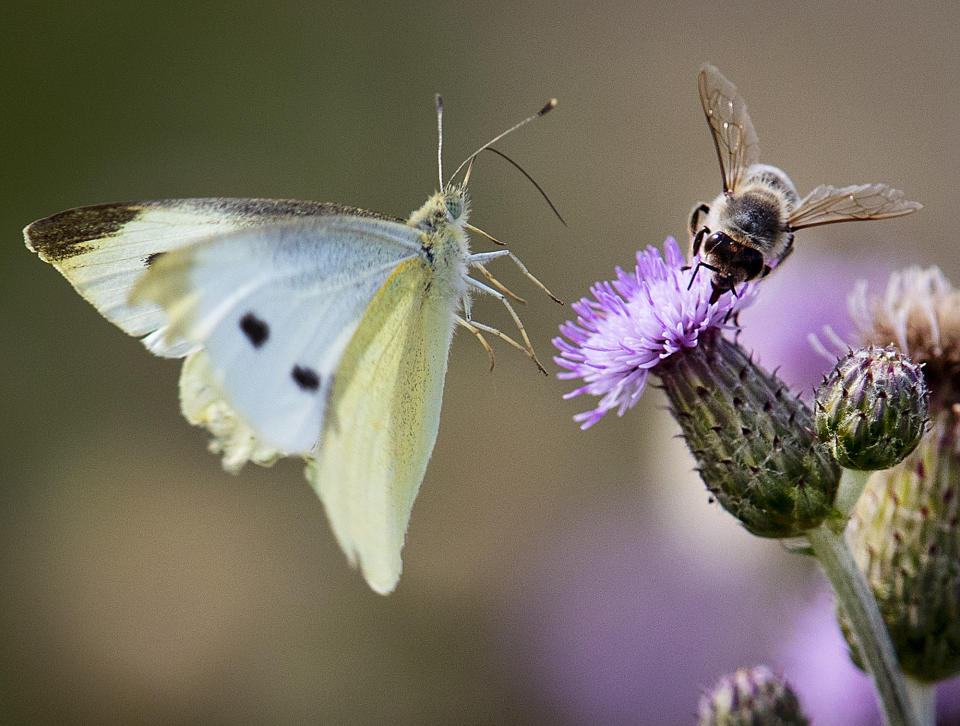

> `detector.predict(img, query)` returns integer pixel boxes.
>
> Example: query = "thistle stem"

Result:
[904,678,936,726]
[806,523,919,726]
[833,468,872,523]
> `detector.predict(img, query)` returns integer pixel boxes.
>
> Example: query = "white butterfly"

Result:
[24,96,561,594]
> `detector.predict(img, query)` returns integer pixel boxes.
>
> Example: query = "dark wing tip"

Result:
[24,203,143,261]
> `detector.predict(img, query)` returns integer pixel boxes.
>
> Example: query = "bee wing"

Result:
[698,64,760,193]
[787,183,922,230]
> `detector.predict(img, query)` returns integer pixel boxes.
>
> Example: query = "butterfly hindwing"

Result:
[130,215,424,454]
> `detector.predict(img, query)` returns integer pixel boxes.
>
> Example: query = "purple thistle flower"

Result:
[554,238,757,428]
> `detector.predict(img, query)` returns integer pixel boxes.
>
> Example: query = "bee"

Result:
[690,64,922,303]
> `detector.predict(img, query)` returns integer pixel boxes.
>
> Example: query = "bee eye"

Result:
[444,198,462,220]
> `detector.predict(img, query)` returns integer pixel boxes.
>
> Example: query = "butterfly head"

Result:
[410,184,471,234]
[441,184,470,224]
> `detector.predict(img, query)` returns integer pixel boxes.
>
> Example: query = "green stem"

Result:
[904,678,936,726]
[833,468,872,522]
[806,523,919,726]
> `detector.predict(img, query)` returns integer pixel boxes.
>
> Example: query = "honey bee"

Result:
[690,64,922,303]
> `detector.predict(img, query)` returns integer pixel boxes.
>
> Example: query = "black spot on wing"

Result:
[292,365,320,392]
[240,312,269,348]
[145,251,166,266]
[24,203,142,262]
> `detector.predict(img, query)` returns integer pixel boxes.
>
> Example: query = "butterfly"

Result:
[24,95,561,594]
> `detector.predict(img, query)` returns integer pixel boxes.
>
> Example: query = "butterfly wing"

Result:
[306,256,457,594]
[24,198,401,357]
[698,64,760,193]
[128,215,423,455]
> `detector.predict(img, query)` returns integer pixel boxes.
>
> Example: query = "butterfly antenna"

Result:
[474,146,566,225]
[462,155,477,188]
[435,94,444,189]
[448,98,557,187]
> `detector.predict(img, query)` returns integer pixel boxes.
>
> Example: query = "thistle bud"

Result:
[698,666,809,726]
[657,334,841,538]
[815,346,928,471]
[838,409,960,682]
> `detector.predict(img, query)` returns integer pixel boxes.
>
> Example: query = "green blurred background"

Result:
[2,2,957,724]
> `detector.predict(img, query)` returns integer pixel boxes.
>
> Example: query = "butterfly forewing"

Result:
[24,199,404,357]
[307,256,456,594]
[130,216,423,454]
[698,64,760,193]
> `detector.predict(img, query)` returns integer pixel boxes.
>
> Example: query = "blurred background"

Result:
[2,1,958,724]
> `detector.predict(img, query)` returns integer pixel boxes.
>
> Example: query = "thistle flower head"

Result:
[555,238,838,537]
[554,238,756,428]
[849,266,960,409]
[698,665,809,726]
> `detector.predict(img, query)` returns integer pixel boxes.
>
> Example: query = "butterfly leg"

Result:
[467,250,562,304]
[465,277,547,374]
[455,316,496,371]
[457,316,546,373]
[471,262,526,304]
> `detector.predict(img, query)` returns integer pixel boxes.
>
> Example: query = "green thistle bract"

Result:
[658,334,840,538]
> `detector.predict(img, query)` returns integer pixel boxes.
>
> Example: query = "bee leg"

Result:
[683,225,709,273]
[689,203,710,239]
[722,301,743,327]
[766,233,795,275]
[691,225,709,257]
[687,257,722,291]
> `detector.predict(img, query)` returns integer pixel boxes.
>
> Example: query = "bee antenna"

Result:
[469,146,566,225]
[448,98,557,187]
[435,94,444,190]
